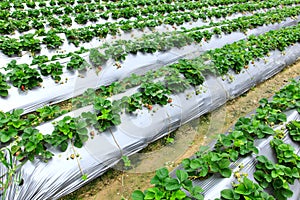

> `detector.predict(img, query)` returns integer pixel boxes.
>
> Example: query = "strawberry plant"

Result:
[74,13,89,24]
[254,155,299,200]
[26,1,36,9]
[0,38,22,56]
[42,31,64,49]
[270,138,300,168]
[94,98,121,132]
[71,88,96,109]
[254,99,287,124]
[0,20,15,35]
[234,117,275,139]
[171,60,204,86]
[19,33,41,54]
[67,55,89,71]
[0,73,10,97]
[121,93,143,113]
[164,68,190,93]
[38,62,64,81]
[287,121,300,142]
[81,111,98,129]
[15,19,32,33]
[31,55,49,66]
[182,147,232,178]
[48,17,61,28]
[89,48,108,66]
[218,177,275,200]
[0,109,27,144]
[26,105,69,126]
[36,105,69,123]
[6,60,43,90]
[140,82,171,106]
[45,116,89,151]
[132,168,204,200]
[269,80,300,112]
[214,130,258,161]
[12,127,53,162]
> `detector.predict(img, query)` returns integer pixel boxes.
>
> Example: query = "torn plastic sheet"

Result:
[171,109,300,200]
[1,41,300,199]
[1,15,300,114]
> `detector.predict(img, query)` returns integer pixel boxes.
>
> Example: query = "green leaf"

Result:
[77,128,88,135]
[25,141,36,152]
[0,90,8,97]
[176,170,188,183]
[171,190,186,200]
[1,134,11,143]
[132,190,145,200]
[156,168,169,180]
[220,168,232,178]
[60,141,69,152]
[190,159,201,169]
[221,189,235,199]
[76,120,87,129]
[164,178,181,191]
[281,188,293,198]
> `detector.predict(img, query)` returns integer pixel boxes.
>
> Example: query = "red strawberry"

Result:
[21,85,25,91]
[167,98,173,103]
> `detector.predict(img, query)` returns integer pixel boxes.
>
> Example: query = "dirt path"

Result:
[61,59,300,200]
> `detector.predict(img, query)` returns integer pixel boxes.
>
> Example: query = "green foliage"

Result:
[234,117,275,139]
[182,149,232,178]
[164,70,190,93]
[0,73,10,97]
[45,116,89,151]
[219,177,275,200]
[255,98,287,124]
[38,62,64,81]
[42,31,64,49]
[254,155,299,200]
[12,127,53,162]
[287,121,300,142]
[140,82,171,106]
[0,38,22,56]
[131,168,204,200]
[31,55,49,66]
[0,109,27,143]
[89,48,108,66]
[19,33,41,54]
[270,138,300,168]
[121,93,143,113]
[94,98,121,132]
[6,60,43,90]
[67,55,89,71]
[171,60,204,86]
[214,130,258,161]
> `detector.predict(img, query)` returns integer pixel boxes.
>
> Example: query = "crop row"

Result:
[1,22,300,200]
[1,16,300,98]
[0,0,250,27]
[0,0,296,56]
[130,78,300,200]
[0,0,250,11]
[35,5,300,66]
[0,22,299,183]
